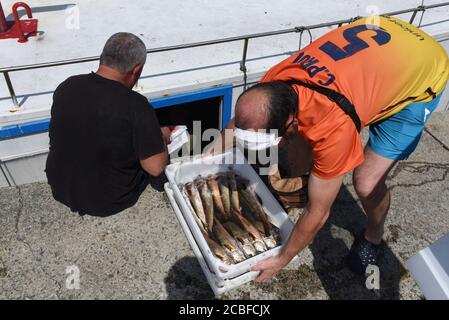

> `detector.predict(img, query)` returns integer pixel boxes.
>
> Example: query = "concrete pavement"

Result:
[1,112,448,300]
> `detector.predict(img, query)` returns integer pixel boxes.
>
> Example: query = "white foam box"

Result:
[407,233,449,300]
[164,148,295,296]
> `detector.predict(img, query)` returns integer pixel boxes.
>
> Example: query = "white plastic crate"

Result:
[164,148,295,296]
[407,233,449,300]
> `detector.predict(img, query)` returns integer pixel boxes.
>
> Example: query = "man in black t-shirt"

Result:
[46,32,170,216]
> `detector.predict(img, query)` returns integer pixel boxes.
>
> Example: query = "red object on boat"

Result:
[0,2,8,33]
[0,1,38,43]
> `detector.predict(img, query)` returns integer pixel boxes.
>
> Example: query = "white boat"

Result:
[0,0,449,186]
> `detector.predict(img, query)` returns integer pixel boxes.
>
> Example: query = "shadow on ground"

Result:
[163,184,405,300]
[153,173,215,299]
[252,185,405,300]
[309,185,405,300]
[164,256,216,300]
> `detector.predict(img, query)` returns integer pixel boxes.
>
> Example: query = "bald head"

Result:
[235,81,298,133]
[235,89,270,130]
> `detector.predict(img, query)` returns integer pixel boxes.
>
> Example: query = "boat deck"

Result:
[1,0,449,126]
[1,112,448,300]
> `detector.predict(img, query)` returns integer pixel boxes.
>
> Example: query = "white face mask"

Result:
[234,128,282,151]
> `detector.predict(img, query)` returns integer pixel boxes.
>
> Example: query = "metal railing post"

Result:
[409,9,418,24]
[3,72,19,109]
[0,1,446,102]
[240,38,249,91]
[418,6,426,27]
[0,2,447,74]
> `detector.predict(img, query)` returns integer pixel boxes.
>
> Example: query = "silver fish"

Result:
[179,184,207,234]
[227,171,240,212]
[241,208,264,233]
[241,203,278,249]
[202,230,234,265]
[195,175,214,233]
[263,235,277,249]
[186,182,207,230]
[232,209,267,253]
[213,218,246,263]
[224,221,257,258]
[217,174,231,219]
[239,186,272,236]
[207,175,229,221]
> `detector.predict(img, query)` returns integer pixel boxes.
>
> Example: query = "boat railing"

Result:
[1,2,449,109]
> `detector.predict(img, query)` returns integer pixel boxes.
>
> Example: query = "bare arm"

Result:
[278,173,344,263]
[252,173,344,281]
[140,150,168,177]
[139,127,171,176]
[205,118,236,155]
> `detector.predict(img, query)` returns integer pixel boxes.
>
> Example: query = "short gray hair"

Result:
[100,32,147,74]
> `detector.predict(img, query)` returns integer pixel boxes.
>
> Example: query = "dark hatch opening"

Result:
[155,96,221,154]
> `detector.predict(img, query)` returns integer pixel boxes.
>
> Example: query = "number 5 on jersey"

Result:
[320,24,391,61]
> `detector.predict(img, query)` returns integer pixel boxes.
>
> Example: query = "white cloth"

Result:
[167,126,189,154]
[234,128,282,151]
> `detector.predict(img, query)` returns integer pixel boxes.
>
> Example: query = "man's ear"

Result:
[132,64,144,80]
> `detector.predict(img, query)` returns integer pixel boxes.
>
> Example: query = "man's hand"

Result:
[250,173,345,283]
[204,119,236,156]
[251,255,288,282]
[160,126,172,146]
[205,139,227,156]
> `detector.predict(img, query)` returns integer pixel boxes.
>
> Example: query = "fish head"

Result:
[242,244,257,258]
[194,175,205,186]
[253,240,268,253]
[230,250,246,263]
[221,255,234,265]
[263,237,277,250]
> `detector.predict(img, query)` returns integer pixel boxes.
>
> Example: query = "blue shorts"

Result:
[368,93,443,160]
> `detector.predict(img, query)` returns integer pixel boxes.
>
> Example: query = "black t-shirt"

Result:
[46,72,165,216]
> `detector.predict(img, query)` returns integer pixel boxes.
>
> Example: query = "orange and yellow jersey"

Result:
[262,16,449,179]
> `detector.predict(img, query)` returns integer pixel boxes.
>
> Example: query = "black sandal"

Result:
[348,233,381,275]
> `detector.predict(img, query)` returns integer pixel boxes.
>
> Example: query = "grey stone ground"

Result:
[1,112,448,300]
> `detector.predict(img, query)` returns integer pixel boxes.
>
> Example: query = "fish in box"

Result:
[164,148,295,296]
